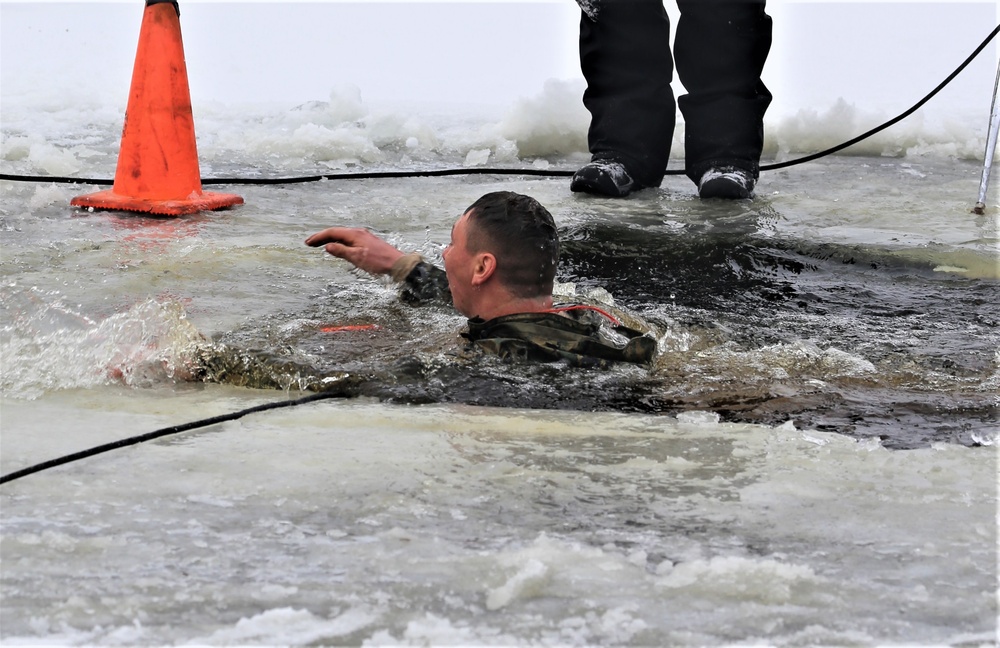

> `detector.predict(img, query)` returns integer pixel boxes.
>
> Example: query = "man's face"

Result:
[442,211,477,317]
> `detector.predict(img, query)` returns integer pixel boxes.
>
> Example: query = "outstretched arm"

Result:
[307,226,452,306]
[305,227,405,276]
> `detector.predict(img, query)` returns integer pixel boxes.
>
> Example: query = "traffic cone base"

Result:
[71,189,243,216]
[72,1,242,216]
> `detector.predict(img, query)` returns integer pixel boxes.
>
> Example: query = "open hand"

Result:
[305,227,405,276]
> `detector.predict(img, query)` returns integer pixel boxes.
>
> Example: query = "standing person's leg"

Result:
[572,0,675,197]
[675,0,772,198]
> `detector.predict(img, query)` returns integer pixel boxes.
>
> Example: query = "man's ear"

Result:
[471,252,497,286]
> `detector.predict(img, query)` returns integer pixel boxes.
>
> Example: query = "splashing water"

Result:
[1,286,206,399]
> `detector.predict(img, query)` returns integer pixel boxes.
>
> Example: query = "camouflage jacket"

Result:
[390,254,656,367]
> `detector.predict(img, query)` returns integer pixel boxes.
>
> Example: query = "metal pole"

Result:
[973,59,1000,215]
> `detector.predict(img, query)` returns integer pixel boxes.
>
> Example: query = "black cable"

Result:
[0,390,345,485]
[759,21,1000,171]
[1,23,995,188]
[0,166,573,187]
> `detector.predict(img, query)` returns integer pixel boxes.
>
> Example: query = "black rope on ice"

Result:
[0,167,572,187]
[0,390,345,486]
[0,22,996,187]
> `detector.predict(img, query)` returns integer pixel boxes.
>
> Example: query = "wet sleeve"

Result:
[390,253,452,306]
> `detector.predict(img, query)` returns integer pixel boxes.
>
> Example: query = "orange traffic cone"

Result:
[71,0,242,216]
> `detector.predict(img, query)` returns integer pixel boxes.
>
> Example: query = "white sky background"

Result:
[0,1,998,122]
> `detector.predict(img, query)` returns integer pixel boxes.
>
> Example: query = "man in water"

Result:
[305,191,655,366]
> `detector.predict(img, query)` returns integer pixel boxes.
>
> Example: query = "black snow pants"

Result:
[579,0,772,187]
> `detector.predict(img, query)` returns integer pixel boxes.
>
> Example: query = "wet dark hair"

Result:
[463,191,559,299]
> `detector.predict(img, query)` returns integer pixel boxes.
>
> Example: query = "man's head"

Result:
[443,192,559,319]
